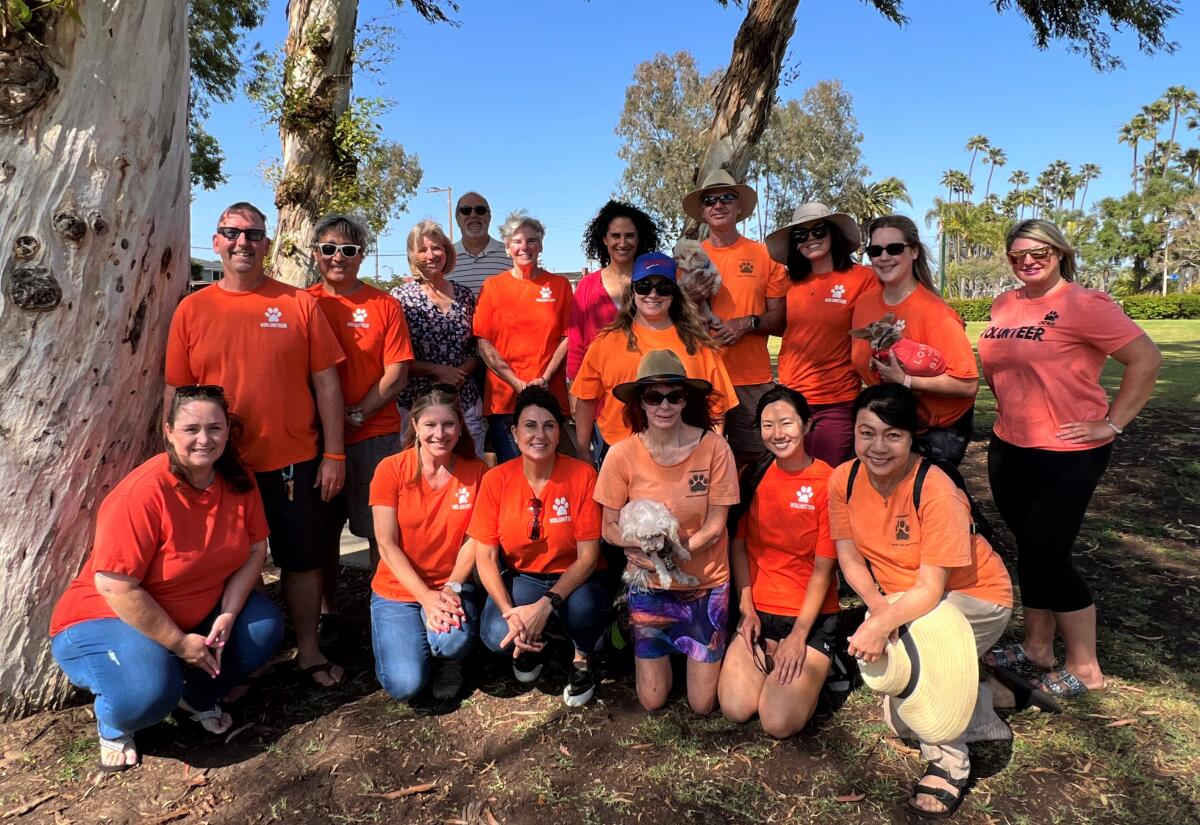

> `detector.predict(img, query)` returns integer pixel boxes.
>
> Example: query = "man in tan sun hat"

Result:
[682,169,788,468]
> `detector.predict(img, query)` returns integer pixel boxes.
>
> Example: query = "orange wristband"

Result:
[323,452,346,461]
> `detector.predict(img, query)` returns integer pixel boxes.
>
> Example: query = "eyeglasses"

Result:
[1005,245,1055,264]
[792,224,829,243]
[175,384,225,400]
[459,205,489,216]
[527,498,544,541]
[700,193,739,207]
[752,635,775,676]
[641,389,686,407]
[633,279,677,297]
[865,242,912,258]
[315,243,362,258]
[216,226,266,242]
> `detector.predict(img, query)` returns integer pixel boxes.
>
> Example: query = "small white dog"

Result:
[672,239,722,327]
[617,499,699,593]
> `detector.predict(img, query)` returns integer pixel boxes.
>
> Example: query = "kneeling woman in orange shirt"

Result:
[831,384,1012,818]
[595,350,740,715]
[718,386,839,737]
[472,386,608,707]
[369,384,486,702]
[50,386,283,771]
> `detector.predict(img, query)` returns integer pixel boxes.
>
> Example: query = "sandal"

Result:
[982,644,1054,672]
[1038,667,1105,699]
[97,734,139,773]
[991,665,1063,714]
[178,700,232,735]
[906,762,969,819]
[299,660,346,689]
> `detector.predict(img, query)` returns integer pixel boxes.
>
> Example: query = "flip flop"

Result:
[991,665,1063,714]
[97,734,139,773]
[299,660,346,688]
[982,643,1055,672]
[178,700,233,735]
[1038,667,1105,699]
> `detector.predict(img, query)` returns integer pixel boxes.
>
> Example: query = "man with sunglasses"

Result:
[681,171,788,467]
[450,192,512,297]
[165,202,349,689]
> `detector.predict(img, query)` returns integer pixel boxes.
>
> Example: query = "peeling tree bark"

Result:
[685,0,800,239]
[0,2,189,718]
[271,0,357,287]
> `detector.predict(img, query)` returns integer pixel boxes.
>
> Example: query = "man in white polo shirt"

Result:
[450,191,512,297]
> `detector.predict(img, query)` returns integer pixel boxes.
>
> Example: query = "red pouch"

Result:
[874,338,946,376]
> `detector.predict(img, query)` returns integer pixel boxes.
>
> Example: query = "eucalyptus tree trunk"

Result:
[0,1,189,718]
[683,0,799,239]
[271,0,357,287]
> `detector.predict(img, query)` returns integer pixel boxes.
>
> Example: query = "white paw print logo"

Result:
[352,308,368,323]
[553,497,569,517]
[895,319,907,333]
[539,286,553,300]
[796,485,814,505]
[831,284,845,300]
[456,486,470,506]
[264,307,282,323]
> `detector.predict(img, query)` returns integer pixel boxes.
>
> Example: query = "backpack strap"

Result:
[846,459,861,500]
[913,457,931,512]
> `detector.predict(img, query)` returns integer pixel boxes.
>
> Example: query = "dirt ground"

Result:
[2,408,1198,825]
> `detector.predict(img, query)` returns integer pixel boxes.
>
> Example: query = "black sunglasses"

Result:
[459,205,489,216]
[753,635,775,676]
[700,193,739,207]
[175,384,225,400]
[527,498,544,541]
[641,389,686,406]
[633,279,677,297]
[865,242,912,258]
[216,226,266,242]
[792,224,829,243]
[315,243,362,258]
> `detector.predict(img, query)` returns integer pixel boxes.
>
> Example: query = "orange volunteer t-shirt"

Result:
[594,432,739,590]
[467,456,602,575]
[50,454,270,636]
[779,265,878,404]
[473,270,573,415]
[165,278,345,472]
[978,282,1144,451]
[570,325,738,446]
[738,459,839,616]
[306,283,414,444]
[828,459,1012,607]
[850,284,977,429]
[702,237,789,386]
[369,448,486,602]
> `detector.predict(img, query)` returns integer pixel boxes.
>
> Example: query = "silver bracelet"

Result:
[1105,417,1123,435]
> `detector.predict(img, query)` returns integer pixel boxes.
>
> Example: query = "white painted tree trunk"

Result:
[0,1,189,718]
[685,0,800,239]
[271,0,357,287]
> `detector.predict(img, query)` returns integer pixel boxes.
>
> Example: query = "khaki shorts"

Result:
[724,382,774,457]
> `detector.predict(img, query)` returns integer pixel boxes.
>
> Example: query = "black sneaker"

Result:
[563,660,595,707]
[513,652,544,684]
[431,659,463,701]
[826,649,853,693]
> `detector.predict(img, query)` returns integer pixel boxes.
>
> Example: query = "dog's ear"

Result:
[848,327,871,339]
[880,312,896,326]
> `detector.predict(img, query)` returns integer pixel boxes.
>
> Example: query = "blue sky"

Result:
[190,0,1200,274]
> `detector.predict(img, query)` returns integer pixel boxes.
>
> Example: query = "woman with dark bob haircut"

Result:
[830,383,1012,817]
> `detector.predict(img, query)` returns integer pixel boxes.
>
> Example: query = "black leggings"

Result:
[987,435,1112,612]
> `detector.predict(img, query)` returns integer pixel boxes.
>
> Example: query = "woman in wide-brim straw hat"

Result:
[767,203,878,467]
[829,384,1013,819]
[594,350,740,716]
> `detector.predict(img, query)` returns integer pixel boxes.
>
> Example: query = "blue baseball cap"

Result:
[631,251,677,283]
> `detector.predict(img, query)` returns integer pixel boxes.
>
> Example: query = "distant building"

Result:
[190,258,223,291]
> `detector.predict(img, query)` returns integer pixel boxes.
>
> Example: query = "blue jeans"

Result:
[51,590,283,741]
[481,571,610,656]
[370,587,479,700]
[487,414,520,463]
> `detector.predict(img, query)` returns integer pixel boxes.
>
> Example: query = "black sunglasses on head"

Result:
[315,242,362,258]
[527,497,544,541]
[633,279,677,297]
[459,205,489,216]
[216,226,266,242]
[792,224,829,243]
[865,242,912,258]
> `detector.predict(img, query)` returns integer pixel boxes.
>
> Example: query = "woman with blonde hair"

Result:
[394,220,486,458]
[979,218,1160,699]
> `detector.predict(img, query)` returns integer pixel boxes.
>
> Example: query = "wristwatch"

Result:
[442,581,463,595]
[545,591,565,611]
[748,314,761,330]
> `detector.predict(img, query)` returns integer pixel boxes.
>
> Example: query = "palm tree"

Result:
[964,135,990,188]
[1159,85,1198,180]
[982,146,1007,198]
[838,176,911,238]
[1118,114,1155,194]
[941,169,972,203]
[1077,163,1101,210]
[1179,148,1200,184]
[1140,101,1171,171]
[1008,169,1029,195]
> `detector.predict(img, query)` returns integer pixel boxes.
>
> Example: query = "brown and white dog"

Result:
[672,239,722,327]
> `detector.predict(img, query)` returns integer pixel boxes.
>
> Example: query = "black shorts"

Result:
[756,610,839,658]
[255,455,338,573]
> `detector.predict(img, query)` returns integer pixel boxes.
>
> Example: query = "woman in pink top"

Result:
[568,201,659,462]
[978,219,1160,700]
